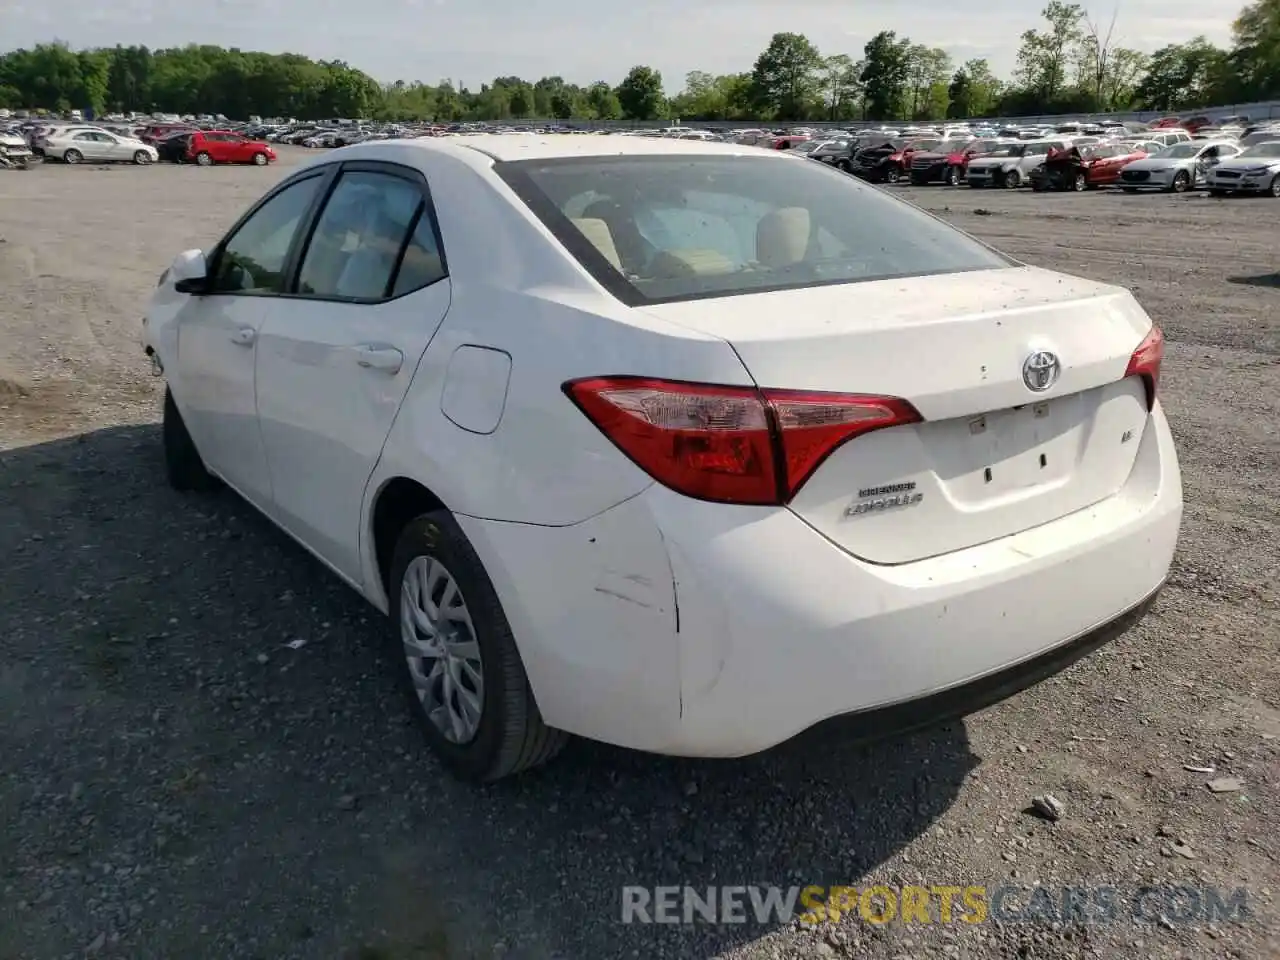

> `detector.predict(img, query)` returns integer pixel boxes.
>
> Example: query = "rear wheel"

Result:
[1003,169,1022,188]
[63,148,82,164]
[163,388,219,492]
[884,166,901,184]
[133,150,151,165]
[195,151,213,166]
[946,165,961,186]
[1270,174,1280,198]
[390,512,567,782]
[1170,170,1190,193]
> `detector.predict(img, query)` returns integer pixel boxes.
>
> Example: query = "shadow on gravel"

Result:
[0,425,975,960]
[1227,272,1280,289]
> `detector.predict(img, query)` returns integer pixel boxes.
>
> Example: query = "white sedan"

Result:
[46,127,158,165]
[142,136,1182,782]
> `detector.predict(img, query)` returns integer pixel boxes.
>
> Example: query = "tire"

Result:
[1270,174,1280,198]
[162,387,219,492]
[133,150,151,165]
[1002,169,1022,188]
[252,152,268,166]
[884,166,901,184]
[946,165,960,186]
[1072,172,1088,192]
[836,159,852,173]
[63,148,82,164]
[1170,171,1190,193]
[389,512,567,782]
[195,151,213,166]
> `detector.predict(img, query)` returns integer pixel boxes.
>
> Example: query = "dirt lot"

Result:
[0,149,1276,960]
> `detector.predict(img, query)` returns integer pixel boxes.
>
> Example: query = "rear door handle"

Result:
[354,345,404,374]
[230,327,256,346]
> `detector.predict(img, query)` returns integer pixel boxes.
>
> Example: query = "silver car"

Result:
[1205,141,1280,196]
[45,128,159,165]
[1116,140,1241,193]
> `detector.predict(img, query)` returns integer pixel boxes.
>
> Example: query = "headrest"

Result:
[756,207,810,268]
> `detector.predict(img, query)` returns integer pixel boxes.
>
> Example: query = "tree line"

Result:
[1,0,1276,123]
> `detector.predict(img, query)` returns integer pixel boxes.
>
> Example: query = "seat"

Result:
[756,207,811,269]
[580,200,653,274]
[647,249,736,279]
[570,217,623,272]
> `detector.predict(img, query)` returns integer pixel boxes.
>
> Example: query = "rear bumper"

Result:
[463,405,1182,758]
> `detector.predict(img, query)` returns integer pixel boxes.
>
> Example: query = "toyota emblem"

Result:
[1022,350,1061,392]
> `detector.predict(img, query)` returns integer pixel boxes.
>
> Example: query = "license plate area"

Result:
[923,396,1083,504]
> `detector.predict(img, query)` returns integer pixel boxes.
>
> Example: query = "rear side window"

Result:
[296,170,445,301]
[494,154,1010,305]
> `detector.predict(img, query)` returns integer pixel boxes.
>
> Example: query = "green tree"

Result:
[1133,38,1228,109]
[860,31,912,120]
[616,65,665,119]
[509,86,530,117]
[1014,2,1085,104]
[750,32,823,120]
[819,54,862,120]
[905,45,951,118]
[585,80,621,119]
[1228,0,1280,100]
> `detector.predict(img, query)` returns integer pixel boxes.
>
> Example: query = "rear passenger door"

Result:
[253,161,451,581]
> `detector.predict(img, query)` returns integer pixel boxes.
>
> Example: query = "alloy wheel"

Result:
[400,556,485,744]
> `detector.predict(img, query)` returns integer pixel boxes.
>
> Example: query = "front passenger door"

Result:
[173,171,327,507]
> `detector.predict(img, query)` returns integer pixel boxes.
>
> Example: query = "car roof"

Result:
[384,134,778,163]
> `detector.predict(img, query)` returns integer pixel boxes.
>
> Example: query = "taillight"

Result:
[1124,324,1164,410]
[563,376,921,506]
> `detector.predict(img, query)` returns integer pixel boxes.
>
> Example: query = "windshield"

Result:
[791,140,823,154]
[1241,142,1280,157]
[908,139,941,152]
[495,154,1011,305]
[1156,143,1202,159]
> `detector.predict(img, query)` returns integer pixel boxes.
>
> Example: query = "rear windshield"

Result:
[494,154,1011,305]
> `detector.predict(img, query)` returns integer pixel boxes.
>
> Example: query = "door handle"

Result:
[230,327,256,346]
[354,345,404,374]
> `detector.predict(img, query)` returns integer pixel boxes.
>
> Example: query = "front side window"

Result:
[496,154,1011,305]
[296,170,427,300]
[210,175,323,294]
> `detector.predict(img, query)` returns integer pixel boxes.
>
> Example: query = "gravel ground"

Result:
[0,150,1276,960]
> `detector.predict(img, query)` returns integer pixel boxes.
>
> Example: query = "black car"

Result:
[155,131,193,163]
[848,139,915,183]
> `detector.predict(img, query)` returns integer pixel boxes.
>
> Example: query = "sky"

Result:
[0,0,1243,91]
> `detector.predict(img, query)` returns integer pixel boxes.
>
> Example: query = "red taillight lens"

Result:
[564,376,921,506]
[1124,324,1164,410]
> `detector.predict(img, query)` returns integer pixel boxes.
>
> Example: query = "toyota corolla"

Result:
[142,136,1182,782]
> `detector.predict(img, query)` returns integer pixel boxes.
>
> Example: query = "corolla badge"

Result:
[1022,350,1061,392]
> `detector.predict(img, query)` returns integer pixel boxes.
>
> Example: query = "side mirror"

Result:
[170,249,208,294]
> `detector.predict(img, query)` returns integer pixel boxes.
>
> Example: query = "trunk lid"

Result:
[641,266,1155,564]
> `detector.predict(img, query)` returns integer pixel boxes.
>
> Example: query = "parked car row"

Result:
[0,119,278,168]
[807,127,1280,197]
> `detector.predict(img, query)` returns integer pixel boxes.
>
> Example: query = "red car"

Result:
[771,135,811,150]
[187,130,277,166]
[909,138,1009,185]
[1030,142,1150,191]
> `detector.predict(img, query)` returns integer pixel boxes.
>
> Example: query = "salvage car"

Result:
[188,130,277,166]
[142,136,1181,783]
[1205,141,1280,196]
[0,129,32,168]
[966,140,1069,188]
[1031,142,1150,191]
[849,138,936,183]
[909,139,1009,186]
[43,127,158,165]
[1117,139,1241,192]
